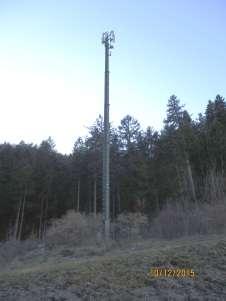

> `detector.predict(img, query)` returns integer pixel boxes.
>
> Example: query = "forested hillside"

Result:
[1,94,226,240]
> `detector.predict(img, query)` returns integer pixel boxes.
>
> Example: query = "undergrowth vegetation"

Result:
[45,211,103,248]
[1,199,226,267]
[44,211,149,248]
[150,199,226,239]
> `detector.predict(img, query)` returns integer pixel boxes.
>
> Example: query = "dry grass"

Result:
[0,234,226,300]
[0,204,226,299]
[0,239,40,269]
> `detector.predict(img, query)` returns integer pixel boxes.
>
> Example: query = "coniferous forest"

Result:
[1,94,226,241]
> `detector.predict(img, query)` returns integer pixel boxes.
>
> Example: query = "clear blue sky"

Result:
[0,0,225,153]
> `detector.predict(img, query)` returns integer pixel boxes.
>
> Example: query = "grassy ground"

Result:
[0,234,226,300]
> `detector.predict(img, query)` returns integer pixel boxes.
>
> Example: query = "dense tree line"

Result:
[0,94,226,240]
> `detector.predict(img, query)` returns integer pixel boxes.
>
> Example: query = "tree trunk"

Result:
[39,198,43,239]
[43,196,49,238]
[74,183,76,211]
[39,196,44,240]
[117,185,121,214]
[156,194,160,213]
[14,197,22,240]
[77,179,80,212]
[112,196,115,220]
[88,181,92,214]
[186,157,197,202]
[221,155,224,176]
[175,165,184,196]
[18,188,27,241]
[93,177,97,217]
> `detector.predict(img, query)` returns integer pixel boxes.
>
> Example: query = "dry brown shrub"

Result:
[45,210,149,247]
[150,200,226,239]
[204,202,226,233]
[111,212,149,240]
[45,211,103,248]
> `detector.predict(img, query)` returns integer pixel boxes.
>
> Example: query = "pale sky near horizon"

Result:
[0,0,226,154]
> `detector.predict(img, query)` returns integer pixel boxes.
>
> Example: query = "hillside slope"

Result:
[0,234,226,300]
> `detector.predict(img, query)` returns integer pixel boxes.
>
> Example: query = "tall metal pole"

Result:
[102,31,115,240]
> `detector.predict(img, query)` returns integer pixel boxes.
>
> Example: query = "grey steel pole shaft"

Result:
[103,39,110,240]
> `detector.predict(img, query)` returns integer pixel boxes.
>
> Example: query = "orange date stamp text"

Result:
[148,268,196,278]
